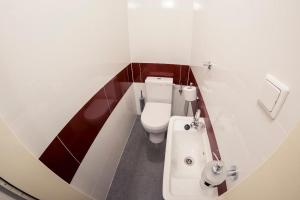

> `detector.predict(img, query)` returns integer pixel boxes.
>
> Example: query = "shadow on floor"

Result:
[106,117,166,200]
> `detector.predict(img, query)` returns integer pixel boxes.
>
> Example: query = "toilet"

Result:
[141,77,173,143]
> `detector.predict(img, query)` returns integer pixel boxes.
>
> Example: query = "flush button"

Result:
[259,80,280,112]
[258,74,289,119]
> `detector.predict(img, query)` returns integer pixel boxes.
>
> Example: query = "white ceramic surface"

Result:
[190,0,300,189]
[141,76,173,143]
[141,102,171,133]
[128,0,194,65]
[133,83,189,116]
[71,86,137,200]
[0,0,130,157]
[163,116,217,200]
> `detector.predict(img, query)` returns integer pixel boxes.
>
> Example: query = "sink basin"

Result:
[163,116,218,200]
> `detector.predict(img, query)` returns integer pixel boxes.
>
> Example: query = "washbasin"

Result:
[163,116,218,200]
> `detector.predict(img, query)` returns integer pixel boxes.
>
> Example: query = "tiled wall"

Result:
[70,85,137,200]
[40,65,132,183]
[40,63,226,196]
[0,0,131,158]
[189,71,227,195]
[128,0,194,65]
[131,63,192,85]
[191,0,300,193]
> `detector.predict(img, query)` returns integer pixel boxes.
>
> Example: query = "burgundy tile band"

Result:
[40,138,80,183]
[189,70,227,195]
[40,65,132,183]
[131,63,189,85]
[40,62,227,195]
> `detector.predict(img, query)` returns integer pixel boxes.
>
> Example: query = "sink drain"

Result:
[184,124,190,130]
[184,157,193,166]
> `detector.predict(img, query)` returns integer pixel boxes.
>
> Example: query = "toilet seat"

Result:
[141,102,171,133]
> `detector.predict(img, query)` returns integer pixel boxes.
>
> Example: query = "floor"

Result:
[106,117,166,200]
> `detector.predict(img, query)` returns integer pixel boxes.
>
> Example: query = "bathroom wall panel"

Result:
[71,86,136,200]
[0,0,131,158]
[142,63,180,83]
[0,0,131,197]
[40,65,133,183]
[116,67,132,96]
[56,88,111,163]
[188,68,198,86]
[0,119,90,200]
[105,67,131,111]
[191,86,227,195]
[39,138,80,183]
[128,0,194,65]
[180,65,190,85]
[131,63,142,82]
[191,0,300,191]
[127,64,134,83]
[131,63,190,85]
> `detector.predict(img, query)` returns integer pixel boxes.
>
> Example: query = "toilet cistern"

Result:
[141,77,173,143]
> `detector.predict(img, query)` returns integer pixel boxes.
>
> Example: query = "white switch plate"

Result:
[260,80,280,112]
[258,74,289,119]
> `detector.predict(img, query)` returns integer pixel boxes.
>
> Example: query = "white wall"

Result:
[221,122,300,200]
[0,117,90,200]
[128,0,194,65]
[71,86,137,200]
[0,0,130,157]
[191,0,300,189]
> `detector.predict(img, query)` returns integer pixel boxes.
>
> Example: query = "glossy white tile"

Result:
[128,0,194,65]
[71,86,137,200]
[191,0,300,189]
[0,0,130,157]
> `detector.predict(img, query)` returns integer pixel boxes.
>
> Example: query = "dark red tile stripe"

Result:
[57,87,110,162]
[39,138,80,183]
[188,67,198,86]
[190,77,227,195]
[131,63,190,85]
[39,64,132,183]
[180,65,190,85]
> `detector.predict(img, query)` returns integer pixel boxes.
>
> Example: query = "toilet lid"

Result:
[141,102,171,131]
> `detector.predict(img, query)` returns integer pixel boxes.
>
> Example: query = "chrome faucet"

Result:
[227,165,239,180]
[191,109,204,129]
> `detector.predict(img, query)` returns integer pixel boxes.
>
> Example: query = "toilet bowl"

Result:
[141,102,171,143]
[140,76,173,143]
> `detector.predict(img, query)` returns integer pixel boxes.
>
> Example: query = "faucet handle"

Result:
[227,165,239,181]
[194,109,201,120]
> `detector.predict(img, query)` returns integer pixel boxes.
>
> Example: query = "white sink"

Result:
[163,116,218,200]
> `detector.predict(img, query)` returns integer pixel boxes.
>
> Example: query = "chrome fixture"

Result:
[179,85,183,95]
[227,165,239,180]
[203,61,212,70]
[212,152,239,180]
[184,157,194,166]
[212,152,225,175]
[190,109,205,129]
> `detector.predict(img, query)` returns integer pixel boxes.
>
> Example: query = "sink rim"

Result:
[163,116,214,200]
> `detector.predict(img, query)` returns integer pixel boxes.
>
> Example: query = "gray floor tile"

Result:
[106,117,166,200]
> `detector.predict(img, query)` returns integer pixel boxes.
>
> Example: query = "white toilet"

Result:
[141,77,173,143]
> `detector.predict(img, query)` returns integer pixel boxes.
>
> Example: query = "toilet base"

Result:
[149,132,165,144]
